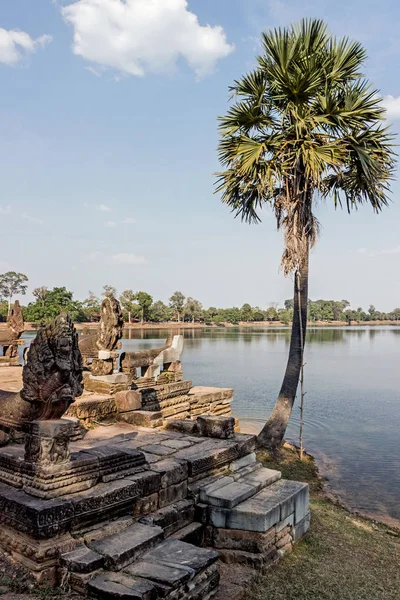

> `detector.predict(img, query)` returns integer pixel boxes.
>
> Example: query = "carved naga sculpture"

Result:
[78,295,123,367]
[0,301,25,360]
[120,334,184,381]
[0,313,83,430]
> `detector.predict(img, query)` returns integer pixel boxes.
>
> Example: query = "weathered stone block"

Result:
[126,471,161,498]
[212,527,276,553]
[292,511,311,541]
[115,390,142,413]
[149,459,188,488]
[140,499,194,537]
[226,491,281,533]
[230,453,256,472]
[197,416,235,439]
[158,480,188,508]
[88,572,157,600]
[91,359,113,376]
[124,559,192,588]
[132,493,159,519]
[119,411,163,428]
[142,538,218,574]
[164,419,198,435]
[60,546,104,573]
[88,522,164,570]
[203,481,256,509]
[174,438,244,478]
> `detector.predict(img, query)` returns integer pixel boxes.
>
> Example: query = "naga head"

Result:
[21,313,83,418]
[96,295,123,351]
[8,300,24,337]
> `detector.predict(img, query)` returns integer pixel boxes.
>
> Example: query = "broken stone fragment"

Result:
[197,415,235,439]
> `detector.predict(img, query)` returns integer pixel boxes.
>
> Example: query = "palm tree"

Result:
[216,19,395,449]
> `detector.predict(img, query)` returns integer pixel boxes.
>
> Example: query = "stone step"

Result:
[173,434,256,478]
[209,479,309,533]
[200,467,281,509]
[87,522,164,570]
[139,499,195,537]
[88,539,219,600]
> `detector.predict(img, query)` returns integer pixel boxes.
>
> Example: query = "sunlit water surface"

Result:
[22,326,400,524]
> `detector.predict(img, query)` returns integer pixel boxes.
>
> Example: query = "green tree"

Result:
[169,291,186,323]
[24,287,84,324]
[265,306,278,321]
[119,289,139,323]
[216,19,395,449]
[240,303,254,322]
[82,291,101,321]
[135,291,153,324]
[184,297,203,323]
[149,300,171,322]
[32,286,48,308]
[0,272,28,311]
[253,307,265,321]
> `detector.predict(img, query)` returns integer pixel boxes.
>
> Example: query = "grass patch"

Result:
[245,445,400,600]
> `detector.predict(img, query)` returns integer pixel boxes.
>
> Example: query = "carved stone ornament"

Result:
[0,313,83,430]
[78,296,123,366]
[0,300,25,360]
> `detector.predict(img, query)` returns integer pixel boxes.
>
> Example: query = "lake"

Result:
[21,325,400,525]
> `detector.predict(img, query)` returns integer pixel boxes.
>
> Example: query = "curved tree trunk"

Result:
[258,247,309,450]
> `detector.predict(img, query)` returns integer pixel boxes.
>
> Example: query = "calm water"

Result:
[21,326,400,524]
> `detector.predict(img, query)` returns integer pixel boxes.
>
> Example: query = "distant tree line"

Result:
[0,272,398,326]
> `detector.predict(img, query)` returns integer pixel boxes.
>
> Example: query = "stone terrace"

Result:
[0,422,310,599]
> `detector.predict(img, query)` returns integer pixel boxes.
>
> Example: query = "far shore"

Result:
[0,319,399,331]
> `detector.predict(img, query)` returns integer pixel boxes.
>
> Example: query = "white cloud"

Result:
[96,203,111,212]
[22,212,44,225]
[0,205,11,215]
[0,28,52,65]
[105,220,117,227]
[123,217,136,224]
[61,0,234,78]
[382,95,400,119]
[357,247,367,255]
[110,253,146,265]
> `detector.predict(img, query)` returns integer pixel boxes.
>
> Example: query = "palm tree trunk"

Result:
[258,247,309,449]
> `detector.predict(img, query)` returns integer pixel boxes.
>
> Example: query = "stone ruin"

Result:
[0,300,25,366]
[79,295,123,376]
[0,312,311,599]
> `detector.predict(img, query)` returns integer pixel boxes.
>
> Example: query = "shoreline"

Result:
[1,319,398,331]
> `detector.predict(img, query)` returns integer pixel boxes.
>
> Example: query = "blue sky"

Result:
[0,0,399,310]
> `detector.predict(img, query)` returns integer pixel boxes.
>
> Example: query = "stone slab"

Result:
[60,546,104,573]
[149,459,188,488]
[230,453,256,473]
[141,538,218,574]
[159,481,188,509]
[115,390,142,413]
[88,522,164,570]
[197,416,235,440]
[88,572,157,600]
[173,438,246,478]
[124,560,193,587]
[140,499,195,537]
[205,481,256,509]
[120,411,163,428]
